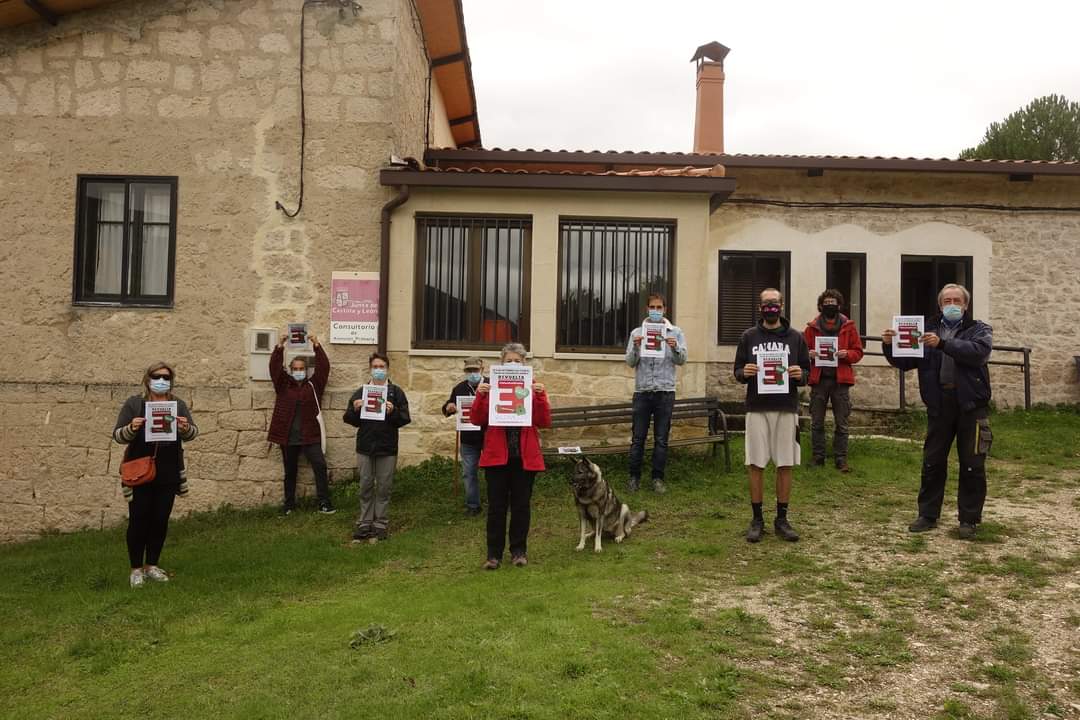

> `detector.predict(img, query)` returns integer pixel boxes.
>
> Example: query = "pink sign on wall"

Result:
[330,271,379,344]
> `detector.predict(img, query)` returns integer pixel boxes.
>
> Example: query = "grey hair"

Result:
[937,283,970,306]
[500,342,527,362]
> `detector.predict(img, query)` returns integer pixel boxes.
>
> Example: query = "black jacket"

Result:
[884,313,992,415]
[343,382,411,456]
[733,318,811,413]
[113,395,198,484]
[441,378,487,447]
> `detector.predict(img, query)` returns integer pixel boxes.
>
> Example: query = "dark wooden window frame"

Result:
[825,251,867,333]
[900,254,975,317]
[556,216,677,353]
[716,250,792,345]
[72,174,178,308]
[413,213,532,351]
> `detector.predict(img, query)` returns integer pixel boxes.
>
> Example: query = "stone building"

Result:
[2,2,1078,541]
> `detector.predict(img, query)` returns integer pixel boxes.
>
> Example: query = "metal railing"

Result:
[860,336,1032,410]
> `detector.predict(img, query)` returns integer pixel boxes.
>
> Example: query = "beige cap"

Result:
[463,357,483,370]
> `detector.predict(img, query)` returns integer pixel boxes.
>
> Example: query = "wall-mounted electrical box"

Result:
[249,328,275,381]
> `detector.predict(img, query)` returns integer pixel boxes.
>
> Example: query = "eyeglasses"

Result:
[149,374,171,380]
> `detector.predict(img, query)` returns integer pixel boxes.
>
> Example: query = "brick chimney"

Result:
[691,42,730,154]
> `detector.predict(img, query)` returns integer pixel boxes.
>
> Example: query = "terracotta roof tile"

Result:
[422,164,726,178]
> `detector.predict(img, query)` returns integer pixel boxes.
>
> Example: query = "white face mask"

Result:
[149,378,171,394]
[291,370,307,381]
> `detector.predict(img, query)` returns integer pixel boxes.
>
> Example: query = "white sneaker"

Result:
[130,569,145,588]
[144,566,169,583]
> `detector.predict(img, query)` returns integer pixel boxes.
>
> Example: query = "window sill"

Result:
[553,352,626,361]
[73,301,174,309]
[409,348,529,359]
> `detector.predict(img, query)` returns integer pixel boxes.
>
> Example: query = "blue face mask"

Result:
[372,368,387,381]
[942,305,963,322]
[466,372,482,384]
[149,378,171,394]
[291,370,307,382]
[648,309,663,323]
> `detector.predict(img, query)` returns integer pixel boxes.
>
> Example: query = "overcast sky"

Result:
[460,0,1080,158]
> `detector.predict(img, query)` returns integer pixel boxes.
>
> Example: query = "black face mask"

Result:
[760,304,781,322]
[821,305,839,320]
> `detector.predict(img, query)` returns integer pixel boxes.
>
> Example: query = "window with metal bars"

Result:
[557,219,675,352]
[717,251,790,344]
[73,175,178,306]
[414,215,532,349]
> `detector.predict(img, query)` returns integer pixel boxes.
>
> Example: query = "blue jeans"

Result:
[460,443,482,510]
[629,391,675,481]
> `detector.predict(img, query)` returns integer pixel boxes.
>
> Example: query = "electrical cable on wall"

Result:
[276,0,362,218]
[726,197,1080,214]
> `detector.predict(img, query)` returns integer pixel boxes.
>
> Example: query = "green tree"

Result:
[959,94,1080,161]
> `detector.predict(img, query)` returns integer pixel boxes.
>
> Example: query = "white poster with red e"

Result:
[756,349,790,395]
[640,322,667,358]
[488,364,533,427]
[360,384,387,421]
[892,315,925,358]
[144,401,178,442]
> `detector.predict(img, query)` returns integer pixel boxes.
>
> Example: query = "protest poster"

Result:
[455,395,480,431]
[286,322,309,349]
[756,349,790,395]
[360,384,387,421]
[892,315,925,357]
[330,271,379,345]
[144,401,178,442]
[640,322,666,358]
[489,364,534,427]
[815,336,839,368]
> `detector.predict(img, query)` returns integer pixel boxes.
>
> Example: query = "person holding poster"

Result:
[624,293,687,494]
[804,289,864,472]
[112,362,199,588]
[343,352,411,542]
[733,289,811,543]
[468,343,551,570]
[882,283,993,540]
[441,358,488,516]
[268,333,333,515]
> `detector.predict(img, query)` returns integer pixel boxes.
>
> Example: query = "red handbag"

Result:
[120,443,158,487]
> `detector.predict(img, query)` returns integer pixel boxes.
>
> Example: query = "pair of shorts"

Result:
[744,411,801,468]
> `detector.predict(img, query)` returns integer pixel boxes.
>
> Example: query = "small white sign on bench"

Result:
[557,446,583,455]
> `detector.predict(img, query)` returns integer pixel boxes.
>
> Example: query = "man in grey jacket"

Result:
[625,292,687,494]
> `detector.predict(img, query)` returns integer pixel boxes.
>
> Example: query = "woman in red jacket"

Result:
[267,333,333,514]
[469,343,551,570]
[804,290,864,472]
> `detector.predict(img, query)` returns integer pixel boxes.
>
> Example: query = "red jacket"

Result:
[803,315,864,385]
[267,344,330,446]
[469,386,552,472]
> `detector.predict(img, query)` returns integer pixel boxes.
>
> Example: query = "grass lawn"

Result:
[2,408,1079,720]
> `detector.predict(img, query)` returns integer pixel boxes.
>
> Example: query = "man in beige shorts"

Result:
[733,289,812,543]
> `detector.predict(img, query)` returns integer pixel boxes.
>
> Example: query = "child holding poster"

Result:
[467,343,551,570]
[112,362,199,588]
[343,353,411,542]
[441,358,488,516]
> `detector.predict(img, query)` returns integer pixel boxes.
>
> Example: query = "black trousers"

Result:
[281,443,330,506]
[127,481,177,568]
[919,391,991,524]
[485,459,536,560]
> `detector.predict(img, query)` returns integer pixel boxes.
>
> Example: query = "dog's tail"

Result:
[628,509,648,530]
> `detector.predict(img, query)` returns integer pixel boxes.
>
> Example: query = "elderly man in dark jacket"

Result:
[883,283,993,540]
[268,334,332,515]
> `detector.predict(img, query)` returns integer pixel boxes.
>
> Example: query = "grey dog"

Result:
[569,457,649,553]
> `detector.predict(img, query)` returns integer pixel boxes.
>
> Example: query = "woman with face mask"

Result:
[268,333,333,515]
[468,343,551,569]
[343,352,411,542]
[112,362,199,588]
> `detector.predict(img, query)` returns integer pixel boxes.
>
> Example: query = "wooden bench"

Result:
[541,396,731,472]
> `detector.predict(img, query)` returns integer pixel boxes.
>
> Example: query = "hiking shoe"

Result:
[281,503,296,517]
[511,555,528,567]
[812,457,826,467]
[129,569,145,588]
[908,516,938,533]
[144,566,169,583]
[774,518,800,542]
[465,506,483,517]
[835,460,850,473]
[318,501,336,515]
[745,518,765,543]
[483,558,500,570]
[652,478,667,494]
[352,526,372,543]
[374,527,389,541]
[627,476,640,493]
[957,523,977,540]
